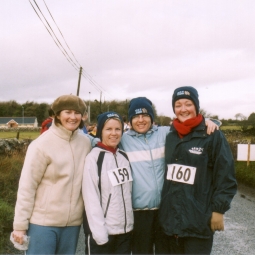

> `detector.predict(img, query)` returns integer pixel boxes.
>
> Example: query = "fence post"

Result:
[247,142,250,166]
[16,131,20,140]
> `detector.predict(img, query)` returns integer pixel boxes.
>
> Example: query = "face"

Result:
[131,114,152,134]
[174,99,196,123]
[57,110,82,131]
[101,119,122,148]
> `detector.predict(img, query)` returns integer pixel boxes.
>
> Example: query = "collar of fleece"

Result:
[97,142,118,154]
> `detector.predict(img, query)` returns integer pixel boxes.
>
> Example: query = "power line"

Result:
[30,0,80,71]
[28,0,114,100]
[42,0,82,68]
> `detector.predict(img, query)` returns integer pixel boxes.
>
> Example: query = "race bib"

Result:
[167,164,196,185]
[107,166,133,186]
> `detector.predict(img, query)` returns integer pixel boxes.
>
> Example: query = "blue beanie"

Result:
[128,97,154,123]
[96,111,124,140]
[172,86,200,114]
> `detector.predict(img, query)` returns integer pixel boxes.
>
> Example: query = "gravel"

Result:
[76,183,255,255]
[211,183,255,255]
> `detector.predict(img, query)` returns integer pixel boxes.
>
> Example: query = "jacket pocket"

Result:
[34,184,51,209]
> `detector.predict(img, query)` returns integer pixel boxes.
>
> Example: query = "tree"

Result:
[235,113,247,121]
[155,115,171,126]
[248,112,255,129]
[199,108,211,118]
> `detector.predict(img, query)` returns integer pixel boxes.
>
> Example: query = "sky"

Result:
[1,0,255,120]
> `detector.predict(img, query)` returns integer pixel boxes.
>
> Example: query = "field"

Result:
[220,125,242,130]
[0,131,40,140]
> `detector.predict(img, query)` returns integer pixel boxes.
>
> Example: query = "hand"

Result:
[210,212,224,231]
[205,119,219,135]
[12,230,27,245]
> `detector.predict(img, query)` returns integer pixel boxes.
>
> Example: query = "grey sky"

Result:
[1,0,255,119]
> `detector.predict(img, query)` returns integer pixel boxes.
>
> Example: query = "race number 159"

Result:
[167,164,196,185]
[107,166,133,186]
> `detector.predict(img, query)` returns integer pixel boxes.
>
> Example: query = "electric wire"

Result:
[42,0,82,68]
[29,0,114,100]
[31,0,80,70]
[28,0,79,72]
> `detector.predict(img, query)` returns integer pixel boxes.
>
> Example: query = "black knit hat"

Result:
[128,97,154,123]
[96,111,124,140]
[172,86,200,114]
[52,95,87,115]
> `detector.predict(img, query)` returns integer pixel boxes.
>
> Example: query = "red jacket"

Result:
[40,118,53,134]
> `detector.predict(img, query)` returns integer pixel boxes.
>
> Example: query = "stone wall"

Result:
[0,139,32,156]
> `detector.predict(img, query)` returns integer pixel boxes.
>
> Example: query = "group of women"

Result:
[12,86,237,255]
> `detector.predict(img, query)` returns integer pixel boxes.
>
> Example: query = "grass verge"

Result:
[0,153,24,253]
[0,131,40,140]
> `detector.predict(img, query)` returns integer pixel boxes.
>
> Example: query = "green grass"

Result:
[0,131,40,140]
[0,154,24,253]
[220,125,242,130]
[235,161,255,187]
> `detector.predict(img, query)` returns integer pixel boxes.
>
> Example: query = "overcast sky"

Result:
[1,0,255,119]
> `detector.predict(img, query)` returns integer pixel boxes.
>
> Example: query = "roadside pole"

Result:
[76,67,82,96]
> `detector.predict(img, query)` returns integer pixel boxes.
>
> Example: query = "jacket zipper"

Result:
[67,135,75,226]
[114,154,127,233]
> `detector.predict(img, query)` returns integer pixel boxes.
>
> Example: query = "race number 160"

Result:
[167,164,196,185]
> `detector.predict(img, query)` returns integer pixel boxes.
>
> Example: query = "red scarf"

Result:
[173,114,203,138]
[97,142,118,154]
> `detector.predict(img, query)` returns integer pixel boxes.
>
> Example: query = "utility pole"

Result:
[22,106,24,125]
[100,91,102,113]
[76,67,82,96]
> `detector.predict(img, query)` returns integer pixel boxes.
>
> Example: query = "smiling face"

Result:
[131,114,152,134]
[57,110,82,131]
[101,119,122,148]
[174,99,197,123]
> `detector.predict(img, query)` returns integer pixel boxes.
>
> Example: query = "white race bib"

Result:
[167,164,196,185]
[107,166,133,186]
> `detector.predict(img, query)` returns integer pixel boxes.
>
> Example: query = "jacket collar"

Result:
[50,120,79,141]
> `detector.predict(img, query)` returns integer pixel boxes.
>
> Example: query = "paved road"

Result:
[76,184,255,255]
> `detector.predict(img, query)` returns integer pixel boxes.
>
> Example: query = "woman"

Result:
[82,111,133,254]
[159,86,237,254]
[12,95,91,254]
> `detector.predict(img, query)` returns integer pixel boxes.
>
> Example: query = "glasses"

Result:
[132,114,150,120]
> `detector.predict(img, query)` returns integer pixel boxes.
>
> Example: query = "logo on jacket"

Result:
[189,147,203,155]
[135,108,148,114]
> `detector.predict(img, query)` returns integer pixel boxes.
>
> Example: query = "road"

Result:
[76,184,255,255]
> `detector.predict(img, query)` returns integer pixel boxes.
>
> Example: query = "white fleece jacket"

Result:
[13,122,91,230]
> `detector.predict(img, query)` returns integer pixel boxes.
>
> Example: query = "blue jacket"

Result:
[159,120,237,238]
[120,125,170,210]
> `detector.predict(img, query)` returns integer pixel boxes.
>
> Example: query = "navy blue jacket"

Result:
[159,119,237,239]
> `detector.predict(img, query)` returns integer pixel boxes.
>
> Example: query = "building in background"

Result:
[0,117,38,128]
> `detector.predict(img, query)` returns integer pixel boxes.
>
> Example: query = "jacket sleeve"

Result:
[211,131,237,214]
[82,154,109,245]
[13,140,48,230]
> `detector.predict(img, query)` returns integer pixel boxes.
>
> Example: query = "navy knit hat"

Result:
[128,97,154,123]
[172,86,200,114]
[96,111,124,140]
